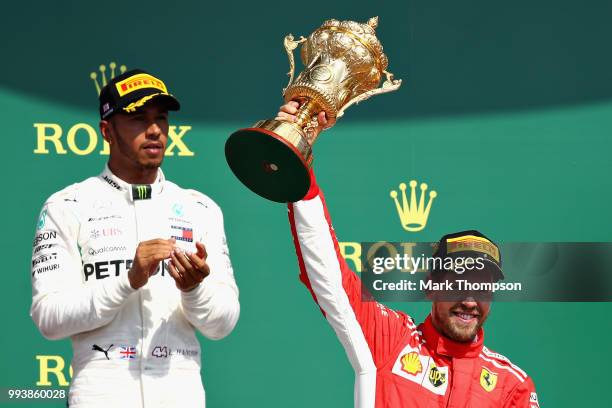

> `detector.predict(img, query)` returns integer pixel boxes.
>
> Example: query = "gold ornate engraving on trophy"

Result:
[226,17,402,202]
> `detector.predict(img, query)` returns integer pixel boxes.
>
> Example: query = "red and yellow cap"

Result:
[99,69,180,119]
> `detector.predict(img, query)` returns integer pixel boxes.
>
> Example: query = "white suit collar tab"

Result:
[99,165,165,201]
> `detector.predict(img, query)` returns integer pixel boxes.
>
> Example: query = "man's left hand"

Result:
[167,242,210,292]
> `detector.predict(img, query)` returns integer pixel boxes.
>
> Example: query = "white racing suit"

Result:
[30,166,240,408]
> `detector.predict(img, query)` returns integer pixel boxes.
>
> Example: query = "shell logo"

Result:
[400,352,422,375]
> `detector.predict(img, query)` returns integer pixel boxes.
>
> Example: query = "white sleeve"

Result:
[30,197,135,340]
[181,198,240,340]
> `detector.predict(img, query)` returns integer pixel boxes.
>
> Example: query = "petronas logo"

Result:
[37,209,48,230]
[132,185,152,200]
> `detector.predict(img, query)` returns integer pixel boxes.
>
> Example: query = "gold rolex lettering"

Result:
[167,126,194,156]
[339,242,362,272]
[36,355,73,387]
[34,123,193,156]
[100,139,110,155]
[33,123,68,154]
[66,123,98,156]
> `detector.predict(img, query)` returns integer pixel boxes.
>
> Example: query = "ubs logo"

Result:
[90,228,122,239]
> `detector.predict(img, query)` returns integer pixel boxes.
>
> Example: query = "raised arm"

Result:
[288,170,415,407]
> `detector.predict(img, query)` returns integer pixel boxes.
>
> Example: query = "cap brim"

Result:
[147,93,180,111]
[481,258,504,282]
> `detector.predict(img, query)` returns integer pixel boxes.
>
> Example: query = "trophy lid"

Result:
[315,17,389,72]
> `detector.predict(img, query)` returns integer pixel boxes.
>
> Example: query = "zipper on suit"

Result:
[132,200,147,407]
[445,358,453,408]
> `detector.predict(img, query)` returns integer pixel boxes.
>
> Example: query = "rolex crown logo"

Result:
[390,180,437,232]
[90,62,127,95]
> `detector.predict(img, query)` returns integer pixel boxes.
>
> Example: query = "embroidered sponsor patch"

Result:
[447,235,500,262]
[119,346,137,360]
[400,352,422,375]
[171,225,193,242]
[392,345,449,396]
[427,363,447,388]
[132,184,152,200]
[37,209,47,230]
[530,392,540,407]
[480,367,498,392]
[115,73,167,97]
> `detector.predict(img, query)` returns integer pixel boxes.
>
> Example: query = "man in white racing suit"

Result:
[30,69,240,408]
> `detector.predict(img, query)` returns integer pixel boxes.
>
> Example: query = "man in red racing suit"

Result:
[287,173,540,408]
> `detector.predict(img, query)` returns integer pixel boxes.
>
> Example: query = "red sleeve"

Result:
[287,169,414,368]
[504,377,540,408]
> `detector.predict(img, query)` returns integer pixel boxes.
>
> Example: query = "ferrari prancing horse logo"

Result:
[480,367,498,392]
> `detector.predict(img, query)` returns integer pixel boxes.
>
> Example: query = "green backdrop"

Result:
[1,0,611,406]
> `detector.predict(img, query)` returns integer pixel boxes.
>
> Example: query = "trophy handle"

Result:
[283,34,307,94]
[336,70,403,118]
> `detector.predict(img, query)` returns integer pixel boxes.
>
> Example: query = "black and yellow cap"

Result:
[99,69,180,119]
[432,230,504,281]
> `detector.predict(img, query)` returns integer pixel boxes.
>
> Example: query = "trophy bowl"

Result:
[225,17,401,202]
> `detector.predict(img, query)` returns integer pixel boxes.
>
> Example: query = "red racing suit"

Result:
[287,176,540,408]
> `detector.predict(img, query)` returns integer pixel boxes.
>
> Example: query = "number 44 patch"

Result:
[152,346,169,358]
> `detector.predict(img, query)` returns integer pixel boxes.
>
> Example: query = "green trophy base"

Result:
[225,120,312,203]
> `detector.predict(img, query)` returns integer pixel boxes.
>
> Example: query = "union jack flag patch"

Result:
[119,346,137,360]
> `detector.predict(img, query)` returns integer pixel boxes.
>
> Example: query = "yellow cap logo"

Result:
[480,367,498,392]
[400,352,422,375]
[115,73,167,97]
[447,235,500,262]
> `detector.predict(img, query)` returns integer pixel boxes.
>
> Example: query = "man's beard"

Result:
[438,303,487,342]
[112,124,164,170]
[141,161,161,170]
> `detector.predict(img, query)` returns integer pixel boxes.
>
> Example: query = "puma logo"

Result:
[92,344,114,360]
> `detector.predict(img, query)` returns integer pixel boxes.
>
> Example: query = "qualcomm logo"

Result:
[33,62,194,157]
[390,180,437,232]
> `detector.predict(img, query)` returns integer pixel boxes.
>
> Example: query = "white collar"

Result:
[99,164,166,201]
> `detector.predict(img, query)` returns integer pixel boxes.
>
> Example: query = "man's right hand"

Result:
[275,101,336,140]
[128,238,176,289]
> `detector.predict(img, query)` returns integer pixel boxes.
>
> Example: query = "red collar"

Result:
[418,315,484,358]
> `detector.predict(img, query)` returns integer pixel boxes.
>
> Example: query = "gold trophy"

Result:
[225,17,402,202]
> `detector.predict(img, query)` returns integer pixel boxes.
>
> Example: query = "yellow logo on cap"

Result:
[115,73,167,97]
[480,367,498,392]
[447,235,500,262]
